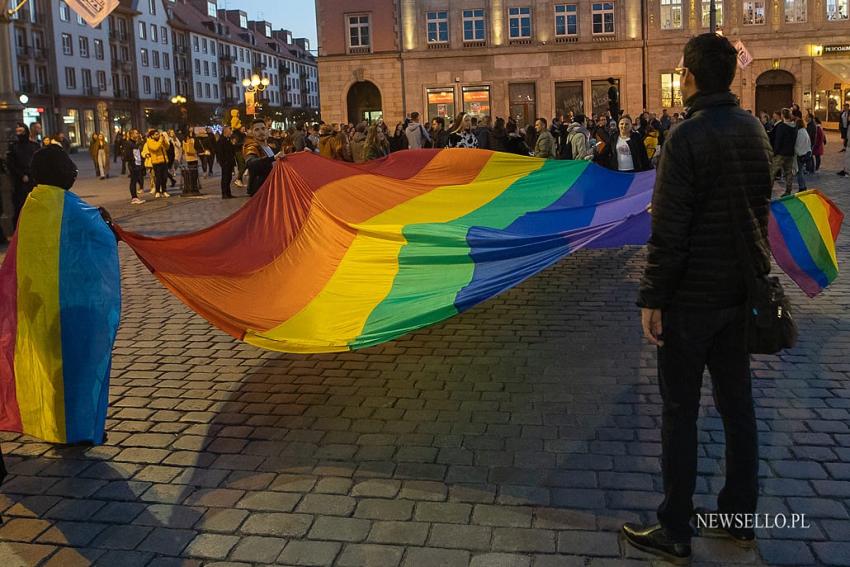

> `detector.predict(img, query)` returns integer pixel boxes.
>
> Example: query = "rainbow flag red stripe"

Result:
[768,190,844,298]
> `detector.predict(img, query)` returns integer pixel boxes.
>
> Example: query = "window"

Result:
[592,79,618,117]
[161,26,168,43]
[121,46,129,61]
[555,81,584,116]
[213,84,219,98]
[661,73,683,108]
[743,0,766,23]
[202,38,208,53]
[149,0,156,15]
[97,70,106,91]
[81,69,91,90]
[153,50,160,68]
[94,39,104,59]
[592,3,615,34]
[143,76,151,94]
[347,14,370,49]
[196,81,201,95]
[426,11,449,43]
[65,67,76,89]
[193,36,199,51]
[205,83,211,98]
[140,48,149,66]
[79,36,89,58]
[462,85,491,117]
[509,83,536,126]
[554,4,578,36]
[59,1,70,21]
[76,13,84,25]
[155,77,161,94]
[240,13,248,28]
[427,87,456,120]
[826,0,848,19]
[212,62,217,77]
[164,78,172,94]
[508,7,532,39]
[123,75,131,95]
[701,0,724,26]
[203,60,209,76]
[62,33,73,56]
[139,22,147,40]
[660,0,683,29]
[207,1,217,18]
[151,24,158,43]
[163,53,170,70]
[785,0,807,21]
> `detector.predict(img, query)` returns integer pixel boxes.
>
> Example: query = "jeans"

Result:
[220,162,233,197]
[656,305,758,542]
[796,155,808,191]
[129,164,144,199]
[153,163,169,195]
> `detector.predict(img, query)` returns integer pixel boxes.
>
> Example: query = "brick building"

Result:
[316,0,850,128]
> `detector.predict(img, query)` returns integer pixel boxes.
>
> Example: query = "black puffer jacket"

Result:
[637,91,772,310]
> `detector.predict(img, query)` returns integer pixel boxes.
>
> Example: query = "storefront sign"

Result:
[63,115,76,124]
[427,91,454,104]
[734,40,753,70]
[66,0,119,27]
[824,45,850,55]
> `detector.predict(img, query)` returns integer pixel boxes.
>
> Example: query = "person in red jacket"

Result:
[812,117,827,172]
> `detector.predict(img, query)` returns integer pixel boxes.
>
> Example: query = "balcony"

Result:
[16,45,29,57]
[223,75,238,84]
[347,45,371,55]
[114,89,136,98]
[82,86,96,96]
[219,52,233,62]
[109,29,128,42]
[427,42,450,50]
[19,80,35,93]
[174,44,188,55]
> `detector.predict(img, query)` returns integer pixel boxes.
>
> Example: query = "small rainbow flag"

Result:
[768,190,844,298]
[118,150,654,353]
[0,185,121,444]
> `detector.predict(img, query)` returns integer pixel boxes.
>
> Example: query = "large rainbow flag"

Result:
[768,190,844,298]
[118,150,654,353]
[0,185,121,444]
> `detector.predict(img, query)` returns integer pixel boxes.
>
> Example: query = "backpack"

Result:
[558,127,574,160]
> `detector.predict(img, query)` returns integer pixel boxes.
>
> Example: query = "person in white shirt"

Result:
[794,117,811,193]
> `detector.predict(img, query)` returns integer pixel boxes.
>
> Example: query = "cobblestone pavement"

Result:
[0,147,848,567]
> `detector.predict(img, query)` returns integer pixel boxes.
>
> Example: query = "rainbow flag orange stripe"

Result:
[119,150,654,353]
[0,186,121,444]
[768,189,844,298]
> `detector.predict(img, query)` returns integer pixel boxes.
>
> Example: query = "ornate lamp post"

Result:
[242,74,270,116]
[170,94,188,132]
[0,0,25,238]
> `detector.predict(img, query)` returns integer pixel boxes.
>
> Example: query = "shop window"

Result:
[509,83,537,126]
[555,81,585,117]
[462,85,491,118]
[661,73,683,108]
[427,87,456,120]
[814,90,843,122]
[661,0,683,29]
[784,0,807,21]
[591,79,619,118]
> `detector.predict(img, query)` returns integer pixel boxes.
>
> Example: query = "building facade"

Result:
[317,0,850,128]
[5,0,319,148]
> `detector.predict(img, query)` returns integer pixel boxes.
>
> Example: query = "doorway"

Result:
[347,81,382,125]
[755,70,795,116]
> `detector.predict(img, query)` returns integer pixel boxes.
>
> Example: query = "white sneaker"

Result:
[131,197,145,205]
[154,192,161,199]
[162,191,170,198]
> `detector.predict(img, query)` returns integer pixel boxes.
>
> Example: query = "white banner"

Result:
[65,0,119,27]
[735,40,753,69]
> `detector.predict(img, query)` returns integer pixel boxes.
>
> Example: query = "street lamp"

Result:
[242,74,270,116]
[170,95,188,132]
[170,95,187,104]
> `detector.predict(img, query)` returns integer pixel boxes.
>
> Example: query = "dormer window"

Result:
[240,13,247,28]
[207,1,216,18]
[265,24,271,37]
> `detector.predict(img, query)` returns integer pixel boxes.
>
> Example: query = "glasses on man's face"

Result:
[674,67,688,78]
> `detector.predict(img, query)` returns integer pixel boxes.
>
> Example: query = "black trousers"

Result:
[220,162,233,197]
[129,165,145,199]
[656,305,758,542]
[153,163,169,195]
[12,181,34,229]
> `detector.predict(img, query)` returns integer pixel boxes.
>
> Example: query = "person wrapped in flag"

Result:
[0,145,121,448]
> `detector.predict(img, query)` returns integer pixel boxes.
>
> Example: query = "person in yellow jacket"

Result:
[643,125,660,162]
[143,129,171,198]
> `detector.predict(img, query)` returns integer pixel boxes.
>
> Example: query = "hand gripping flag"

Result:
[0,186,121,444]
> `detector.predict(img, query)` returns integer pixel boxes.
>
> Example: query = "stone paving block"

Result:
[368,521,430,545]
[0,543,56,565]
[429,523,492,550]
[401,547,470,567]
[136,527,197,556]
[229,535,288,563]
[352,479,402,498]
[184,533,241,559]
[297,494,357,516]
[531,555,586,567]
[195,508,249,533]
[472,504,533,527]
[0,518,53,542]
[336,543,405,567]
[135,504,205,529]
[414,502,472,524]
[787,497,850,519]
[91,524,153,550]
[93,550,155,567]
[235,490,301,512]
[239,512,313,537]
[492,527,557,553]
[42,546,106,567]
[277,539,342,566]
[354,498,414,520]
[757,539,816,565]
[469,553,531,567]
[308,516,372,542]
[812,542,850,566]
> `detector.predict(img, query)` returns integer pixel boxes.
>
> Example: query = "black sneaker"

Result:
[693,508,756,548]
[838,171,848,177]
[621,523,692,565]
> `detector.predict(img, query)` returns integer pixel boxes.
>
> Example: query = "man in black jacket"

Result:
[624,34,772,564]
[6,123,41,229]
[771,108,797,195]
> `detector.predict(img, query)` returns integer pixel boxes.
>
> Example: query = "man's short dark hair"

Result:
[410,112,420,121]
[251,118,266,127]
[537,117,548,128]
[433,116,445,128]
[575,114,586,124]
[683,33,737,94]
[607,77,615,84]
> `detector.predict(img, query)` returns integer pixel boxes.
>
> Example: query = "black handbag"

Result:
[728,191,798,354]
